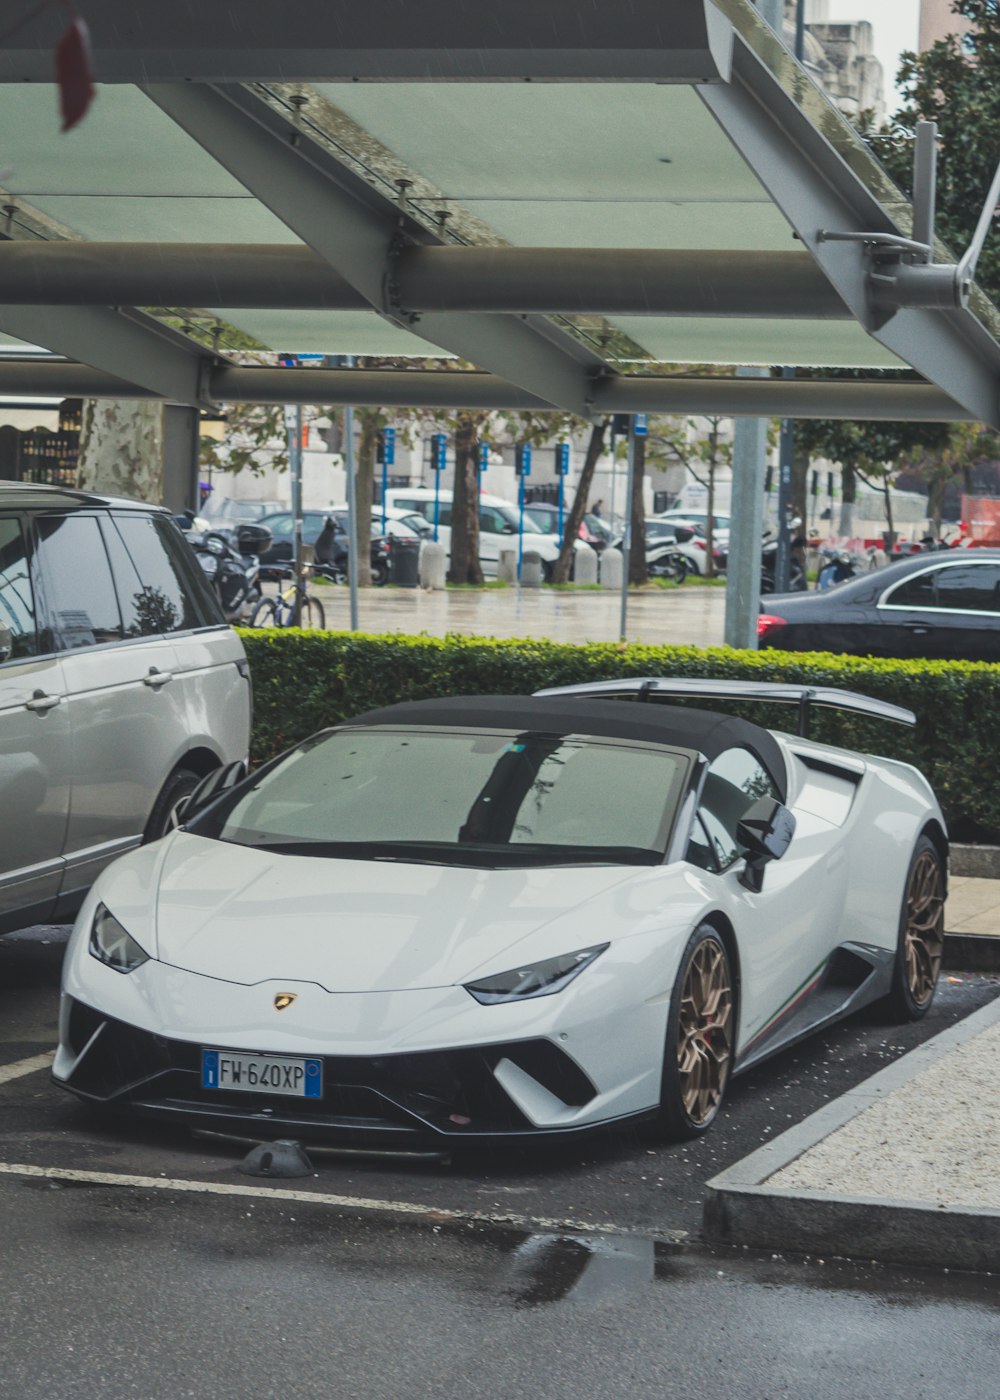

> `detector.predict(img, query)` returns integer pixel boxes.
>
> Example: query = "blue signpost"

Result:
[380,426,395,532]
[478,440,490,476]
[515,444,531,578]
[431,433,447,540]
[555,441,570,544]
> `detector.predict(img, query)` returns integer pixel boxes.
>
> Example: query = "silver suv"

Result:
[0,483,251,935]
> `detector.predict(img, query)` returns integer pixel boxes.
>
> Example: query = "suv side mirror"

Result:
[178,759,248,825]
[0,623,12,664]
[736,797,795,893]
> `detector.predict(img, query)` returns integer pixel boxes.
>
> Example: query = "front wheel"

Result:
[144,766,201,843]
[647,924,734,1142]
[885,835,945,1021]
[299,595,326,629]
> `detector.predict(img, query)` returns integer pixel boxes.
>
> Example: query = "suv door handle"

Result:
[25,690,62,712]
[143,668,174,688]
[903,622,931,634]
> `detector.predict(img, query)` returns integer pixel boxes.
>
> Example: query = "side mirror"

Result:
[500,522,517,535]
[736,797,795,893]
[177,759,248,825]
[0,623,12,664]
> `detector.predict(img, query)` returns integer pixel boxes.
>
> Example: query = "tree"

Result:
[77,400,164,501]
[449,410,487,584]
[648,414,731,575]
[796,415,951,540]
[552,418,610,584]
[907,421,1000,533]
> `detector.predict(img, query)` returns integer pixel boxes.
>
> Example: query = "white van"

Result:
[0,482,251,935]
[383,488,584,579]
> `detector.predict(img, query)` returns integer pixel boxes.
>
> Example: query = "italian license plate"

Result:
[201,1049,323,1098]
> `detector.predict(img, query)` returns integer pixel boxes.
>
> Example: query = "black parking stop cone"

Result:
[239,1139,313,1178]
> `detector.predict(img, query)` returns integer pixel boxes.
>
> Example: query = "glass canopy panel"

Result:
[614,316,904,369]
[216,310,452,357]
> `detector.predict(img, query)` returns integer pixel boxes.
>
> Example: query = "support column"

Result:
[161,404,200,513]
[724,368,768,650]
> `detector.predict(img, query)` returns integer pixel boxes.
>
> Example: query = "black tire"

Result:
[248,597,278,628]
[885,835,945,1021]
[647,924,735,1142]
[299,595,326,629]
[144,766,202,843]
[372,560,390,587]
[669,554,689,584]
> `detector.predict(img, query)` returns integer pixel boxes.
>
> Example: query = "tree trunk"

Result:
[628,432,648,586]
[552,418,609,584]
[449,413,485,584]
[77,399,164,502]
[354,410,379,586]
[928,473,946,536]
[705,424,718,579]
[882,477,896,551]
[838,461,856,536]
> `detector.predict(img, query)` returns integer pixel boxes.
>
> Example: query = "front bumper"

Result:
[55,997,650,1147]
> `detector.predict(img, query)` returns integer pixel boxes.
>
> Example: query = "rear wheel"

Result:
[248,597,277,628]
[886,836,945,1020]
[648,925,734,1141]
[144,766,202,843]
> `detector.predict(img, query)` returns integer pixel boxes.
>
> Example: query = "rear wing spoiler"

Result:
[533,678,916,738]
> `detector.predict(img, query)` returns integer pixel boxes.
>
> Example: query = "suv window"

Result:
[694,747,779,871]
[480,506,514,534]
[0,516,37,659]
[35,514,124,651]
[112,512,212,633]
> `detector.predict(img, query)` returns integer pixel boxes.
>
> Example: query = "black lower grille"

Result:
[60,999,599,1140]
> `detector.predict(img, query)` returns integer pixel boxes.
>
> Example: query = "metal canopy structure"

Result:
[0,0,998,424]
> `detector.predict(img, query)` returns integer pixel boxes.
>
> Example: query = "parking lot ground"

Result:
[304,581,727,646]
[3,926,997,1244]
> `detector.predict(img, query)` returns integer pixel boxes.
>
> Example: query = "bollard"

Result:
[497,548,518,585]
[521,551,543,588]
[419,540,447,590]
[599,548,623,590]
[574,547,598,585]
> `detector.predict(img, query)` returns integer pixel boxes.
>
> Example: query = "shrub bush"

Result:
[238,629,1000,841]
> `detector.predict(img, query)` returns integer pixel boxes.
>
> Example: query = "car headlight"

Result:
[464,944,608,1005]
[89,904,150,974]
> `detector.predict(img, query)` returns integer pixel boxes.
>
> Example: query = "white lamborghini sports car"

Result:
[54,679,947,1149]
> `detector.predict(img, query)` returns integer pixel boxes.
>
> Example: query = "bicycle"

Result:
[248,565,326,629]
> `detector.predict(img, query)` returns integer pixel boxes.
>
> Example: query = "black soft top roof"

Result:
[346,694,787,799]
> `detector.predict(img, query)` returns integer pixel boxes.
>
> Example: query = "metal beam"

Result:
[699,39,1000,428]
[0,242,849,319]
[0,0,732,83]
[144,83,604,418]
[0,360,972,419]
[0,306,212,404]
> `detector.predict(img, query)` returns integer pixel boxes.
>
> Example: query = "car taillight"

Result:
[757,614,788,639]
[694,539,706,549]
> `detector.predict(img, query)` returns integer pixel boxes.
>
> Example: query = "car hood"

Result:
[113,833,652,992]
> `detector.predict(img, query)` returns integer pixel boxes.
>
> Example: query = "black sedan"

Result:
[758,550,1000,661]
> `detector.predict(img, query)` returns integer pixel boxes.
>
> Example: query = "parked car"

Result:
[758,550,1000,661]
[653,509,731,536]
[200,496,283,527]
[523,501,606,550]
[384,488,587,579]
[0,482,251,936]
[54,678,943,1148]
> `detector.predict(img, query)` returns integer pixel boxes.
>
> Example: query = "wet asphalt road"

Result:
[4,925,1000,1398]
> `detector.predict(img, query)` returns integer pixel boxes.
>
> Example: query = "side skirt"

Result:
[733,942,895,1075]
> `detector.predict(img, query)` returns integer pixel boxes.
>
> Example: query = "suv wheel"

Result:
[144,766,203,843]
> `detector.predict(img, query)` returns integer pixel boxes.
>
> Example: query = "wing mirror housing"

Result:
[177,759,248,825]
[736,797,796,893]
[0,623,12,664]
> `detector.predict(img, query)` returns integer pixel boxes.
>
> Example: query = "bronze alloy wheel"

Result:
[903,847,945,1008]
[676,936,734,1126]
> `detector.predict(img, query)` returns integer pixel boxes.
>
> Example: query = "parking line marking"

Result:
[0,1052,55,1085]
[0,1161,686,1240]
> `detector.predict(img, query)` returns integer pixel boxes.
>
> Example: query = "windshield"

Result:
[496,504,544,535]
[190,726,690,866]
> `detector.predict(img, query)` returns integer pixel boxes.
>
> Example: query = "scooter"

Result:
[189,523,270,622]
[816,548,862,590]
[760,527,807,594]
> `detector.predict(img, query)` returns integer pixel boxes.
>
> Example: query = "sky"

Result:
[823,0,920,107]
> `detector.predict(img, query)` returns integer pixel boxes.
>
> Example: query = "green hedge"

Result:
[238,629,1000,841]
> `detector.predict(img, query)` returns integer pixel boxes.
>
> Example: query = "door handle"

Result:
[25,690,61,712]
[143,668,174,688]
[903,623,931,634]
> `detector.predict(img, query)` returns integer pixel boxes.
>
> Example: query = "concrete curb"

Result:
[951,844,1000,879]
[704,994,1000,1273]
